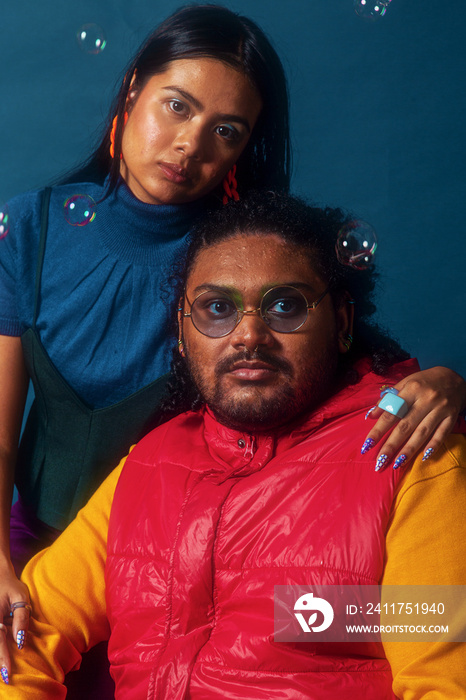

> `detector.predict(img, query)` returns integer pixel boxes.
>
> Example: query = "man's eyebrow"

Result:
[191,283,239,296]
[259,282,322,296]
[162,86,252,132]
[191,282,325,299]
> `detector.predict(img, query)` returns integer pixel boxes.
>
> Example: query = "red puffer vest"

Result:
[106,359,418,699]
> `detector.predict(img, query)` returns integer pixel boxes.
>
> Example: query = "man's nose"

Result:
[229,310,275,352]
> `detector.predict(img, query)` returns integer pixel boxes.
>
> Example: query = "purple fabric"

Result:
[10,496,60,576]
[9,497,115,698]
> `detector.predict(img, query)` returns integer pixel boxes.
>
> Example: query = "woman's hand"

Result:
[0,562,31,684]
[362,366,466,470]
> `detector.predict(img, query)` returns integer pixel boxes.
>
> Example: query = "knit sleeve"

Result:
[8,457,126,696]
[0,190,42,336]
[0,203,22,335]
[382,435,466,698]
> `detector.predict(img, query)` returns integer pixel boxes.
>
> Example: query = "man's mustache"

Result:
[215,349,293,376]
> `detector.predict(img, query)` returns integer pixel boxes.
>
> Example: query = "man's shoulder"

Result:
[125,410,206,465]
[395,434,466,504]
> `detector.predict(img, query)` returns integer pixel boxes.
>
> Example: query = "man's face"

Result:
[180,233,351,431]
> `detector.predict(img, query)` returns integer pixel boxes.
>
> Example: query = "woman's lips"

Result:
[159,162,189,184]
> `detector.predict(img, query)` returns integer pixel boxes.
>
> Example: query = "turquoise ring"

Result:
[378,392,408,418]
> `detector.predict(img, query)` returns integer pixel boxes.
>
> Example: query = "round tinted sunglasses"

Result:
[182,285,330,338]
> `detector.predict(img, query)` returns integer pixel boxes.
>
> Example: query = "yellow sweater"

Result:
[9,436,466,698]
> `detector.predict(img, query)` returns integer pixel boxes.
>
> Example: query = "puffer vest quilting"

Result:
[106,362,415,699]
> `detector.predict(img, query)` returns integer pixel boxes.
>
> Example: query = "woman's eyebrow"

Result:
[163,86,203,110]
[162,86,251,132]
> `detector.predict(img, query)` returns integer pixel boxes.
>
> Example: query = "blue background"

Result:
[1,0,465,384]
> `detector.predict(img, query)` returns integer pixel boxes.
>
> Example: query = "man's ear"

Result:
[177,298,186,358]
[336,292,354,354]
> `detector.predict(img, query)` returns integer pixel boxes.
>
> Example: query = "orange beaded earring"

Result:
[109,112,128,159]
[222,164,239,205]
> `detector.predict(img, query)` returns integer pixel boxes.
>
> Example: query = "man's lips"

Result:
[159,162,190,184]
[227,360,279,381]
[215,351,293,381]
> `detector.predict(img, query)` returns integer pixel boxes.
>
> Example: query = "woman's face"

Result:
[120,58,262,205]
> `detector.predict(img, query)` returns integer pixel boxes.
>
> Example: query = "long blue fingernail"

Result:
[1,666,9,684]
[361,438,376,455]
[422,447,434,461]
[375,454,389,472]
[393,454,407,470]
[365,407,376,420]
[17,629,25,650]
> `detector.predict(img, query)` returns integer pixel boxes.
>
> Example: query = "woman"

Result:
[0,2,464,675]
[0,1,287,591]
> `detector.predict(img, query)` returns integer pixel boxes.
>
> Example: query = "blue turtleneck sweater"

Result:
[0,178,205,407]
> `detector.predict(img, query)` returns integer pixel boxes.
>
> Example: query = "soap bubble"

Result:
[0,204,10,240]
[336,220,377,269]
[354,0,390,21]
[63,195,96,226]
[76,24,107,54]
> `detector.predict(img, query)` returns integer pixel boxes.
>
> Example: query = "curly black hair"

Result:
[157,190,409,423]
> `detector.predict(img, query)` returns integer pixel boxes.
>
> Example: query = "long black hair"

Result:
[158,190,410,420]
[63,4,291,196]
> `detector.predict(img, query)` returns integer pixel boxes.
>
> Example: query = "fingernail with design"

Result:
[17,629,25,650]
[422,447,435,461]
[361,438,376,455]
[364,407,376,420]
[393,454,407,470]
[1,666,9,684]
[375,454,389,472]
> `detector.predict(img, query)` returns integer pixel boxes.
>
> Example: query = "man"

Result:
[4,192,466,698]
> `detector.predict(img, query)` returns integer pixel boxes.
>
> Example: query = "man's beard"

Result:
[185,347,336,432]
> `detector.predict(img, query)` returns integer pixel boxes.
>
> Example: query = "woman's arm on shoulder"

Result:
[364,366,466,469]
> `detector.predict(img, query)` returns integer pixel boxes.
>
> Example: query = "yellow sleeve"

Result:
[382,435,466,699]
[8,457,126,697]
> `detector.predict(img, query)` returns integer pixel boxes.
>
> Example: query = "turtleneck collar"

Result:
[97,177,208,266]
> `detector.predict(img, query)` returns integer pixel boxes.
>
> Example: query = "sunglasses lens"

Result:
[261,287,308,332]
[191,292,238,337]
